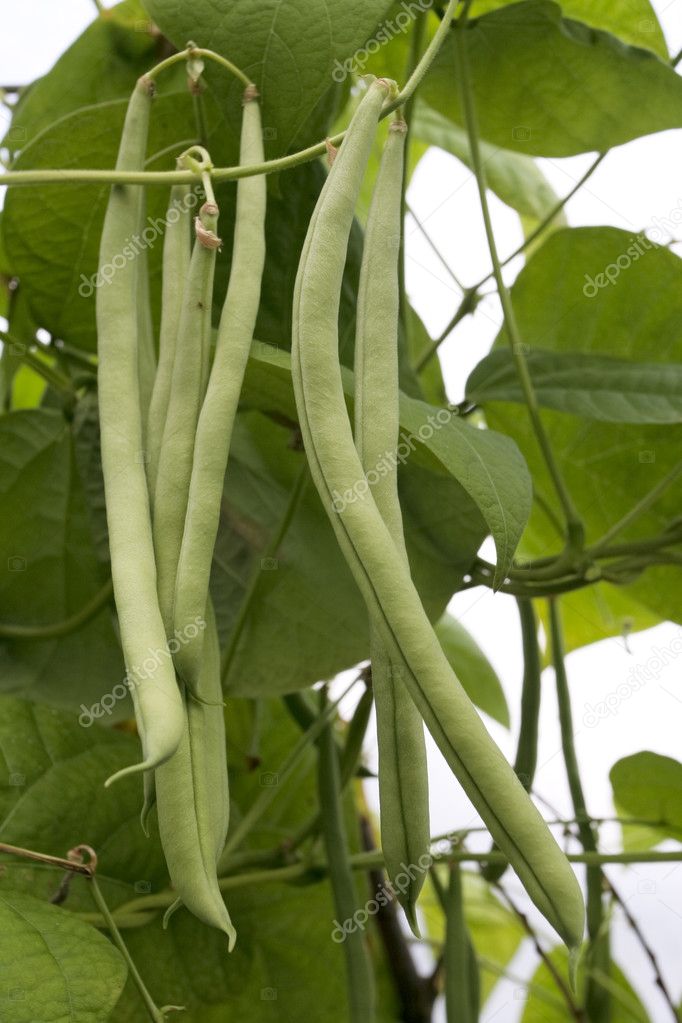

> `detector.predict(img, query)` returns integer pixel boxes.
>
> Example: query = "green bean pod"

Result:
[318,697,375,1022]
[290,79,585,949]
[173,85,267,688]
[354,117,430,934]
[146,183,192,500]
[444,866,480,1023]
[153,199,220,635]
[96,75,184,785]
[137,186,157,445]
[154,602,233,945]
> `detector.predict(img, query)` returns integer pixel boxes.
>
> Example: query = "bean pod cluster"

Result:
[96,67,584,957]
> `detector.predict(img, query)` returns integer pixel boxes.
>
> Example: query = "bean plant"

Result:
[0,1,681,1021]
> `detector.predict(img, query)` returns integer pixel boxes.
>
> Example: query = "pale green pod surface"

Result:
[291,81,585,949]
[154,695,236,947]
[194,598,230,860]
[96,75,184,785]
[173,87,267,689]
[354,119,430,933]
[137,186,157,445]
[147,183,192,501]
[153,201,219,634]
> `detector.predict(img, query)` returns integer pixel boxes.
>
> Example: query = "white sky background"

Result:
[2,3,682,1020]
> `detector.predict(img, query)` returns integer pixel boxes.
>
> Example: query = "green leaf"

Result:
[0,410,125,715]
[411,101,566,227]
[0,889,126,1023]
[422,1,682,157]
[467,349,682,424]
[242,344,532,587]
[434,614,510,726]
[520,947,651,1023]
[470,0,668,57]
[483,226,682,644]
[610,752,682,851]
[141,0,395,154]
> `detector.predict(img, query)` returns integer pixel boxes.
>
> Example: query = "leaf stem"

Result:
[1,330,77,399]
[454,14,584,553]
[590,459,682,555]
[89,875,171,1023]
[0,578,113,640]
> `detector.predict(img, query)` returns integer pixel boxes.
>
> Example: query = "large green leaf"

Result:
[141,0,394,154]
[470,0,668,57]
[422,1,682,157]
[481,227,682,644]
[0,410,125,714]
[434,614,510,726]
[0,889,127,1023]
[467,349,682,424]
[242,344,532,587]
[610,752,682,852]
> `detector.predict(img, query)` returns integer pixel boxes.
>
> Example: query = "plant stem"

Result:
[1,331,77,399]
[221,461,308,684]
[412,287,479,372]
[316,690,375,1022]
[0,579,113,640]
[145,45,251,88]
[550,597,609,1022]
[0,842,95,876]
[454,14,584,553]
[406,201,465,290]
[89,876,171,1023]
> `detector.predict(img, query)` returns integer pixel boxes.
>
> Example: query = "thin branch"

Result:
[497,883,585,1022]
[590,459,682,555]
[406,201,465,291]
[607,876,682,1023]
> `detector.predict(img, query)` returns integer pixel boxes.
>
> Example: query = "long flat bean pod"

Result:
[137,186,157,443]
[354,117,429,934]
[96,76,184,785]
[146,182,192,499]
[290,79,585,949]
[444,866,480,1023]
[153,198,220,634]
[173,85,267,688]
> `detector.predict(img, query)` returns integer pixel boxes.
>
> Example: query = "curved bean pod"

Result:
[96,75,184,785]
[146,182,192,500]
[153,198,220,635]
[354,117,429,934]
[173,85,267,688]
[291,79,585,949]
